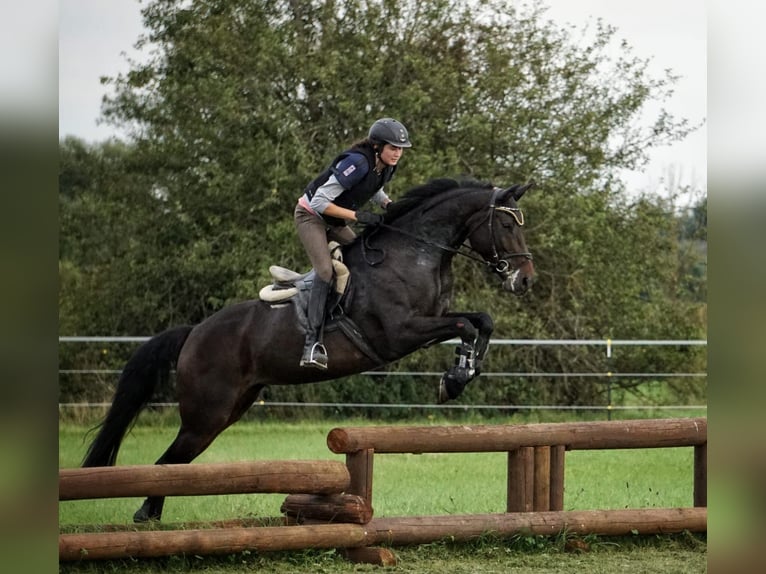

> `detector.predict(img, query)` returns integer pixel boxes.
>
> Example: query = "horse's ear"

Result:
[511,180,535,201]
[497,180,535,202]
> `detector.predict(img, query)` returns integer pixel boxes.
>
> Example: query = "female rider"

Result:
[294,118,412,369]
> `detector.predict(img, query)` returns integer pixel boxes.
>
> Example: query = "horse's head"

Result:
[379,177,535,294]
[467,182,535,295]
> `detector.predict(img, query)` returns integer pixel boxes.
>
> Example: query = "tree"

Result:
[59,0,705,409]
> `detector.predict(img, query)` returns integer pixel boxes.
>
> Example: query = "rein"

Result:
[361,187,532,273]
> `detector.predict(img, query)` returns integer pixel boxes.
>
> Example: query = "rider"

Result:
[294,117,412,369]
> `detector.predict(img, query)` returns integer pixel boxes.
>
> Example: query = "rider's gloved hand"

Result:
[355,211,384,225]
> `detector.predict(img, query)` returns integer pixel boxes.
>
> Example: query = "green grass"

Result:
[58,415,706,573]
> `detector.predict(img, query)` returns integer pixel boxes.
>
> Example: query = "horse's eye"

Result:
[494,207,524,227]
[500,214,517,228]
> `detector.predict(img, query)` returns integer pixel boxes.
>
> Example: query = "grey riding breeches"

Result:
[294,203,356,283]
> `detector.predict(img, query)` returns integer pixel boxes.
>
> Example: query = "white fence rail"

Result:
[58,337,707,414]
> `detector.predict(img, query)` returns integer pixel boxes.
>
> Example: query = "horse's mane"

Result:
[384,178,493,223]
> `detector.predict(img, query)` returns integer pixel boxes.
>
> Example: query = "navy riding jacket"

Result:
[304,143,396,227]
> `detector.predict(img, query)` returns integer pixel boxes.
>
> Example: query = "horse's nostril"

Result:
[519,274,535,291]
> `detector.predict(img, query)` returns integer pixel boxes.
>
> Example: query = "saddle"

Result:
[259,242,350,303]
[258,242,384,366]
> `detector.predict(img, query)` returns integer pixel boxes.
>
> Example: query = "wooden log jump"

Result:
[60,460,349,500]
[60,418,707,563]
[328,418,707,513]
[59,507,706,561]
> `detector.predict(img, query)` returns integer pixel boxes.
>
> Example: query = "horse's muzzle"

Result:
[503,262,535,295]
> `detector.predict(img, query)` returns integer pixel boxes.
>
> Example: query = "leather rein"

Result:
[361,187,532,274]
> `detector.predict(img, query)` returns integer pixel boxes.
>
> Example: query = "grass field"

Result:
[58,414,707,572]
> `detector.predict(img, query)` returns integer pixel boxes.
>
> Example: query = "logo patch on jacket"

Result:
[342,165,357,177]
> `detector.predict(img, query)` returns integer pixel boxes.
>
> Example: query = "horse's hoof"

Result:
[133,509,150,523]
[438,373,462,403]
[133,504,159,523]
[438,377,450,404]
[438,366,476,403]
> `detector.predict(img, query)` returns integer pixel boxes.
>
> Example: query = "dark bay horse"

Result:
[82,178,535,521]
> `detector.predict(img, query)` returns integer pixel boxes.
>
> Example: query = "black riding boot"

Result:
[300,278,330,369]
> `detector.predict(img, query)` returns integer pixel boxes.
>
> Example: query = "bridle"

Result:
[482,186,533,276]
[361,186,533,275]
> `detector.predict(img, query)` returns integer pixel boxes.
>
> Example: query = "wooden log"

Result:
[345,449,374,502]
[340,546,398,566]
[327,418,707,454]
[281,493,373,524]
[340,418,709,453]
[59,460,349,500]
[693,443,707,507]
[533,446,551,511]
[507,447,533,512]
[60,523,367,561]
[549,445,566,511]
[365,507,707,546]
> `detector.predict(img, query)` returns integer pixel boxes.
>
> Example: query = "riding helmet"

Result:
[368,118,412,148]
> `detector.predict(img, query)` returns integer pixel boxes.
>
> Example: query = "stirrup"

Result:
[300,342,328,370]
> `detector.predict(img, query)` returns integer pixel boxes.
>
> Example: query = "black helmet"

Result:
[368,118,412,148]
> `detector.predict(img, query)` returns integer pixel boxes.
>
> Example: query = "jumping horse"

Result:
[82,178,535,522]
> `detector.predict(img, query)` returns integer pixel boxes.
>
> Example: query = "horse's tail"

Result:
[82,325,194,467]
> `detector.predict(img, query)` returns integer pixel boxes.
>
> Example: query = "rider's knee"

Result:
[315,264,334,284]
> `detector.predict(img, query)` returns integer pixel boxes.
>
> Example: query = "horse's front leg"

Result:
[379,315,478,401]
[445,312,494,374]
[437,312,494,403]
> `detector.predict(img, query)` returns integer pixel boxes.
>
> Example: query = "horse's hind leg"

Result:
[133,384,266,522]
[132,425,222,522]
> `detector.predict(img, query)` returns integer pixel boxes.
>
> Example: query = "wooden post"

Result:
[345,449,374,505]
[533,446,551,511]
[341,448,389,565]
[693,443,707,507]
[549,445,566,511]
[507,447,534,512]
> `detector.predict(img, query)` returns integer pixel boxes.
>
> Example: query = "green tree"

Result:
[59,0,706,409]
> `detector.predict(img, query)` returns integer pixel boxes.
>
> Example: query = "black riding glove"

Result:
[355,211,384,225]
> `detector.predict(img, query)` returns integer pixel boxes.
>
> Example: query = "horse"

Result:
[82,177,535,522]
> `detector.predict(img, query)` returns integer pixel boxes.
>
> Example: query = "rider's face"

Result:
[378,144,404,166]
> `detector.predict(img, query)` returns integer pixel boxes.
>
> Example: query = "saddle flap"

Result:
[332,259,350,295]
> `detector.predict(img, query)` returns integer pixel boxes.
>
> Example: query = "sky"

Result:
[58,0,707,198]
